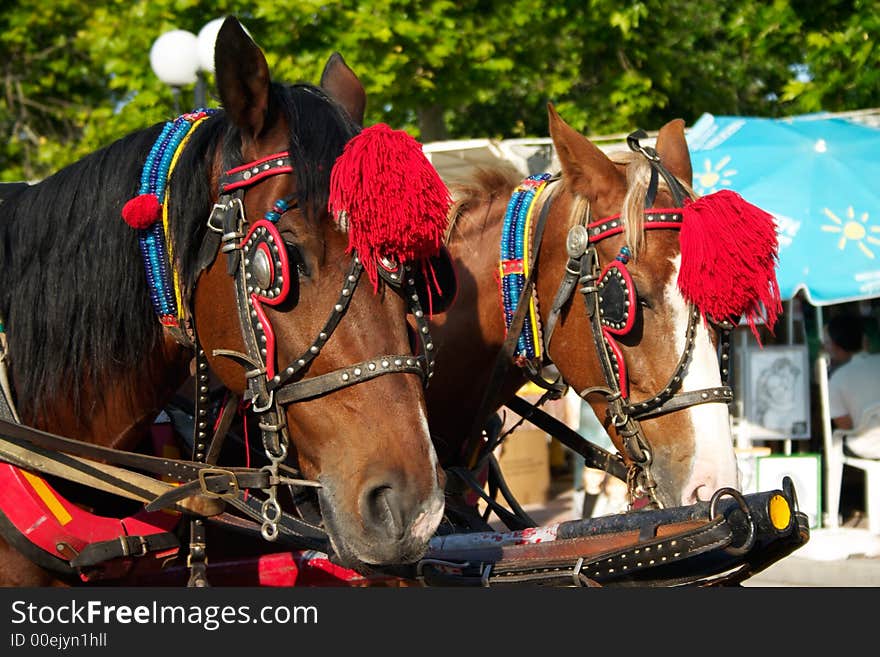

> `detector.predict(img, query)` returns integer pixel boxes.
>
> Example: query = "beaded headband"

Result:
[499,173,552,365]
[122,109,217,327]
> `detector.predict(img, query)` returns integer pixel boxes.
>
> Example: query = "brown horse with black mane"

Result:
[425,105,780,521]
[0,17,448,585]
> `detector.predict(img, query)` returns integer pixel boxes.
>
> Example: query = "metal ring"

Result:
[261,521,279,542]
[709,487,756,556]
[261,497,282,524]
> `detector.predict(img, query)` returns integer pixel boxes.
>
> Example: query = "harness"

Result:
[484,130,735,509]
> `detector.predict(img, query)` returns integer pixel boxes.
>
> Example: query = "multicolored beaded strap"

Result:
[499,173,552,364]
[122,109,218,327]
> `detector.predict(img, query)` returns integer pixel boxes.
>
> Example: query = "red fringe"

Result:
[328,124,451,288]
[678,189,782,340]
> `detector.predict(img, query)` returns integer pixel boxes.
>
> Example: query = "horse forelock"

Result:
[606,150,695,261]
[282,84,360,222]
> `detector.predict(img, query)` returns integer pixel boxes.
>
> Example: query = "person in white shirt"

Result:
[825,313,880,458]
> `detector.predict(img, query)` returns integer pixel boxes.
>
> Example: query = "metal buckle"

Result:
[119,535,148,558]
[197,468,240,500]
[252,389,275,414]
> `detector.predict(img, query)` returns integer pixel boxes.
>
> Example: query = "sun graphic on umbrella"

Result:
[694,155,737,194]
[821,206,880,258]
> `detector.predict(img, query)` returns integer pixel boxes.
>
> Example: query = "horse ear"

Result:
[214,16,270,139]
[548,103,624,208]
[321,53,366,126]
[655,119,693,187]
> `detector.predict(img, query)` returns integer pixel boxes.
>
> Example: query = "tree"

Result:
[1,0,877,183]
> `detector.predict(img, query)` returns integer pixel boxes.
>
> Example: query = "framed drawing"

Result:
[756,453,821,529]
[744,344,811,440]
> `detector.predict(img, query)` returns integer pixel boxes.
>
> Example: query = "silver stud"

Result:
[310,346,319,354]
[354,368,362,376]
[335,304,343,311]
[341,373,350,381]
[368,363,376,371]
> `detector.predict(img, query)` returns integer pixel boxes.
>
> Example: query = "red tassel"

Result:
[677,189,782,340]
[328,124,451,288]
[122,193,162,229]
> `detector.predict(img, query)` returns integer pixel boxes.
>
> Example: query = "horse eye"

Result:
[284,240,310,278]
[637,295,652,309]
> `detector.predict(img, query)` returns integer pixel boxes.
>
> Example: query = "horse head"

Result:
[179,17,445,568]
[544,105,779,508]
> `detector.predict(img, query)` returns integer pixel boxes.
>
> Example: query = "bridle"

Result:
[181,144,439,542]
[539,131,735,508]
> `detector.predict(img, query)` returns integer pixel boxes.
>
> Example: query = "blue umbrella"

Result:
[687,113,880,306]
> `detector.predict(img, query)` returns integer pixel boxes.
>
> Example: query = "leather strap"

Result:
[0,430,224,517]
[504,394,628,480]
[274,356,425,405]
[71,532,180,568]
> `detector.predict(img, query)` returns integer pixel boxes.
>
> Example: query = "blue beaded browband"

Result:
[499,173,552,364]
[123,109,218,327]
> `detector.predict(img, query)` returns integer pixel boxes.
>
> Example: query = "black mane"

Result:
[0,81,358,422]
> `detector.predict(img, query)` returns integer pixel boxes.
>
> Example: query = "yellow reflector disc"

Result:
[768,494,791,531]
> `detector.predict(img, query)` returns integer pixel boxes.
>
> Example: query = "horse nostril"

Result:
[362,483,407,539]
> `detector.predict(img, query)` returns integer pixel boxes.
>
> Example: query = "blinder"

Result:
[241,219,295,381]
[378,245,458,315]
[242,219,293,306]
[597,258,636,336]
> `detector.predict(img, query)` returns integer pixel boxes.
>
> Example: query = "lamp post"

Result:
[150,18,224,113]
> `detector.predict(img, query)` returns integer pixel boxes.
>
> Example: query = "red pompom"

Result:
[122,193,162,229]
[328,124,451,288]
[677,189,782,341]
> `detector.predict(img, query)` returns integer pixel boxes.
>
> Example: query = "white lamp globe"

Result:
[196,18,226,73]
[150,29,199,86]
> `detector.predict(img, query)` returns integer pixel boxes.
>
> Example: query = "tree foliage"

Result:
[1,0,877,182]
